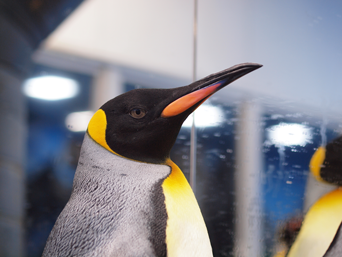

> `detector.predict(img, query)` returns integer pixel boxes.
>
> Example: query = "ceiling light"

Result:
[267,123,312,146]
[23,75,79,100]
[65,111,94,132]
[182,104,225,128]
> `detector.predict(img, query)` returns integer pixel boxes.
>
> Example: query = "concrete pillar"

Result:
[234,101,263,257]
[0,70,27,257]
[91,66,124,111]
[0,14,32,257]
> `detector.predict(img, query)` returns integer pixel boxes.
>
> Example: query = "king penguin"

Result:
[42,63,262,257]
[287,136,342,257]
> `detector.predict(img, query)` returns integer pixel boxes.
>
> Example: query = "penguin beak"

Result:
[161,63,262,118]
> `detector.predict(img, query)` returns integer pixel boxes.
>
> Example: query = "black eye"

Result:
[129,108,146,119]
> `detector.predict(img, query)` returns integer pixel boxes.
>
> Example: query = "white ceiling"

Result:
[42,0,342,121]
[44,0,194,80]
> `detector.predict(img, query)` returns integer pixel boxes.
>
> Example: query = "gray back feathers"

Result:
[43,133,170,257]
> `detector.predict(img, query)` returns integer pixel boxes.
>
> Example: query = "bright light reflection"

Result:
[23,76,79,100]
[182,104,224,128]
[65,111,94,132]
[267,123,312,146]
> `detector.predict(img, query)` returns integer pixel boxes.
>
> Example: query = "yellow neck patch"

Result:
[309,146,326,183]
[162,159,212,257]
[287,188,342,257]
[87,109,115,154]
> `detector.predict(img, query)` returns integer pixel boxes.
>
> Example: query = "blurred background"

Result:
[0,0,342,256]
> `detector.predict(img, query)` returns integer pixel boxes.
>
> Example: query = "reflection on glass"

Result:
[262,115,339,256]
[182,104,225,128]
[267,123,313,147]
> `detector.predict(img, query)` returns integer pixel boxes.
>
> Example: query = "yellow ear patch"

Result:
[87,109,115,154]
[309,146,326,182]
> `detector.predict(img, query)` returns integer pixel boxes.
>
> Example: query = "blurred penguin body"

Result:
[287,137,342,257]
[287,188,342,257]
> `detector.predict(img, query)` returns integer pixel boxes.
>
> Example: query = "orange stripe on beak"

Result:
[161,82,221,118]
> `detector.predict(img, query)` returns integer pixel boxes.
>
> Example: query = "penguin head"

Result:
[310,136,342,186]
[88,63,262,164]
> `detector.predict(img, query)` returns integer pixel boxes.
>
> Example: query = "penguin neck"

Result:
[163,159,194,196]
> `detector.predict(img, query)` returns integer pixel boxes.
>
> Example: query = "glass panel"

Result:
[196,1,342,256]
[195,102,236,256]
